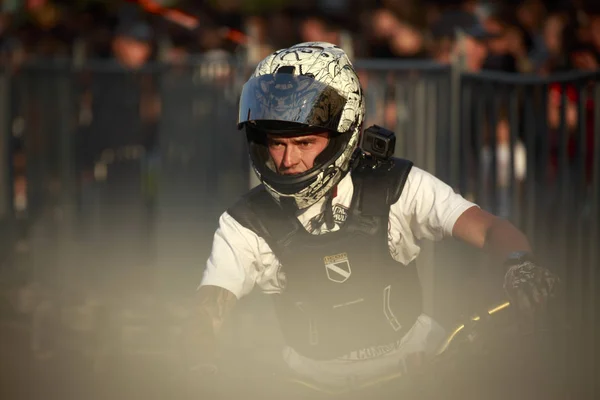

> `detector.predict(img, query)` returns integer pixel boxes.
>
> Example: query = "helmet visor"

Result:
[238,72,347,132]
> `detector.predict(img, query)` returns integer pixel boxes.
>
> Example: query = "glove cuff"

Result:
[504,251,536,268]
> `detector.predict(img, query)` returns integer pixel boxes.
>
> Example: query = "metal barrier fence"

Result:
[153,58,249,291]
[0,57,598,396]
[353,59,453,173]
[459,69,599,398]
[8,57,249,294]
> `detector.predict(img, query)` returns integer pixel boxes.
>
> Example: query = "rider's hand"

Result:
[172,320,220,387]
[170,348,221,399]
[182,351,219,381]
[503,252,560,323]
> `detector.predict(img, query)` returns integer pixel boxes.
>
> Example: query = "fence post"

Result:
[0,68,10,222]
[591,80,600,399]
[414,74,436,317]
[429,29,469,321]
[0,67,12,264]
[55,51,82,288]
[243,21,261,190]
[449,29,466,191]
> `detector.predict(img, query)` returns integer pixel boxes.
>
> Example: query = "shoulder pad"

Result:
[227,184,273,235]
[384,157,413,205]
[226,185,301,252]
[352,156,413,215]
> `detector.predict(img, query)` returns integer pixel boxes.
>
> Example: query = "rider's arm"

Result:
[182,285,238,370]
[185,212,263,369]
[389,167,477,248]
[389,166,531,262]
[391,167,552,317]
[195,285,237,335]
[452,207,532,260]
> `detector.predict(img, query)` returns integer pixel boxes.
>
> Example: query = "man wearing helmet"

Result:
[185,42,559,391]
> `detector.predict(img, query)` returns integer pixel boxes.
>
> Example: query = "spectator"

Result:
[381,0,429,29]
[78,19,159,176]
[245,14,275,65]
[514,0,547,56]
[298,14,341,45]
[367,7,426,58]
[266,8,299,50]
[430,9,495,72]
[547,41,597,184]
[111,21,154,70]
[586,11,600,57]
[75,2,115,59]
[480,12,532,73]
[481,14,517,72]
[388,21,427,59]
[368,7,402,58]
[530,11,568,73]
[163,30,194,66]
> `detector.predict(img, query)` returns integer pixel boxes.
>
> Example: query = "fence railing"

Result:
[0,57,598,397]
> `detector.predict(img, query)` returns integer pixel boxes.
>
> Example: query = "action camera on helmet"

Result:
[361,125,396,160]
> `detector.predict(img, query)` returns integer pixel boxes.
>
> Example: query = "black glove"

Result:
[503,252,561,322]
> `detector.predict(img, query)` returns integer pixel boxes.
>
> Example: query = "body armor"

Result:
[228,156,423,360]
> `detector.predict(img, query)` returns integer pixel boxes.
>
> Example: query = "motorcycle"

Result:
[187,300,568,400]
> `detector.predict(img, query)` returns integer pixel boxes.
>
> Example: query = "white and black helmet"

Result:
[237,42,366,210]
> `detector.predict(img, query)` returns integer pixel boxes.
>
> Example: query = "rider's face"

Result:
[267,132,330,175]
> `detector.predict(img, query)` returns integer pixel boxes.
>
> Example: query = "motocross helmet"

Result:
[237,42,365,210]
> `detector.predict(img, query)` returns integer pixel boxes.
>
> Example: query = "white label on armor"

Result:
[383,285,402,331]
[332,298,364,309]
[323,252,352,283]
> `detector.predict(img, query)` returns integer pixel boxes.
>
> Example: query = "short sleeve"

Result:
[391,167,478,243]
[199,212,262,299]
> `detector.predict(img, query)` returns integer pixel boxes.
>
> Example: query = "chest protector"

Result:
[227,156,422,360]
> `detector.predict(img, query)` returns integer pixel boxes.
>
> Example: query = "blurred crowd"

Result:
[0,0,600,74]
[4,0,598,216]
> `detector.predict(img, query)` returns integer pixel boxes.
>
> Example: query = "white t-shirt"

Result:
[200,166,477,387]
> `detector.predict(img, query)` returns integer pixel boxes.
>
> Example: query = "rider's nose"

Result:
[282,146,300,169]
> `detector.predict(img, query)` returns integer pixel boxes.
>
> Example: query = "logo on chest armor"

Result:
[323,252,352,283]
